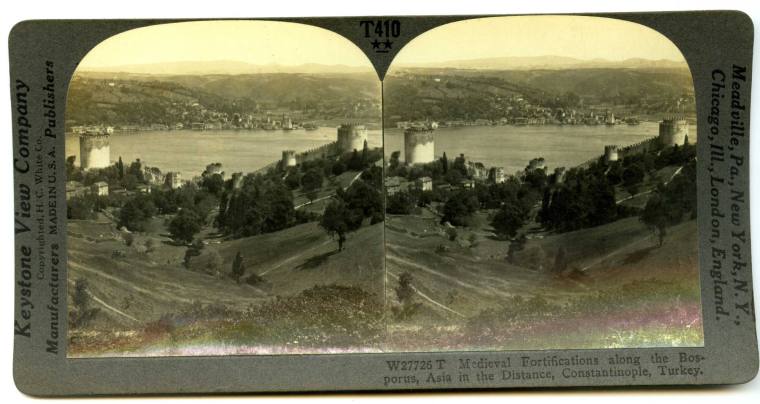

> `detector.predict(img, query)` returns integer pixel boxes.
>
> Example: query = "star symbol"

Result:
[383,39,393,49]
[371,39,381,49]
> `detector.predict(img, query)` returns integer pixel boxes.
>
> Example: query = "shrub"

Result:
[446,227,458,241]
[123,232,134,247]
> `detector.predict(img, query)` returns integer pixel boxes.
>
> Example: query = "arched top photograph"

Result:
[64,20,384,358]
[382,15,701,353]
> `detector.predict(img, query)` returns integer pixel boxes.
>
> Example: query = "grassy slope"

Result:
[384,213,701,350]
[385,212,700,319]
[68,218,384,331]
[209,221,384,298]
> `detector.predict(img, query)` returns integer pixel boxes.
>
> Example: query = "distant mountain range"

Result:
[399,56,688,71]
[79,60,374,75]
[78,56,688,76]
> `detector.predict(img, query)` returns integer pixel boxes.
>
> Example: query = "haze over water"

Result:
[66,127,382,179]
[385,122,696,175]
[66,122,696,179]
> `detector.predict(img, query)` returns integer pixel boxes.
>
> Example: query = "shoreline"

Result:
[66,122,383,136]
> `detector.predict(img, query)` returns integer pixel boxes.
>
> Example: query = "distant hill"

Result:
[384,67,694,123]
[80,60,374,75]
[66,72,381,126]
[399,56,688,71]
[155,72,381,102]
[479,68,694,98]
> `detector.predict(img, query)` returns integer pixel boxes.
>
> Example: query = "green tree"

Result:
[388,151,401,175]
[346,149,364,171]
[201,173,225,196]
[622,163,646,196]
[118,194,157,232]
[342,179,383,225]
[441,191,478,226]
[231,251,245,283]
[116,156,125,179]
[491,202,525,239]
[320,199,350,251]
[394,272,419,319]
[361,139,369,165]
[640,193,669,247]
[331,161,346,176]
[65,156,77,178]
[301,168,324,194]
[67,194,97,220]
[70,278,99,328]
[386,191,415,215]
[553,246,568,274]
[168,209,202,244]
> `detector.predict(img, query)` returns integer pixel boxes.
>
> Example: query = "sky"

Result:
[77,20,372,71]
[392,15,688,66]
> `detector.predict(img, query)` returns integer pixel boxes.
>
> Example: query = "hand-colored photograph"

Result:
[382,15,701,351]
[66,16,702,357]
[65,20,385,356]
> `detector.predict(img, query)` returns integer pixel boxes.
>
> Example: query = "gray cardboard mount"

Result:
[8,11,759,396]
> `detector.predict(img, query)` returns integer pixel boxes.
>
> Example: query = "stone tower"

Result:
[281,150,297,167]
[404,124,436,165]
[337,124,368,153]
[604,145,619,163]
[659,117,689,147]
[79,127,112,170]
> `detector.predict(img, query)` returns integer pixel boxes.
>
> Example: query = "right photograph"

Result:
[382,15,702,351]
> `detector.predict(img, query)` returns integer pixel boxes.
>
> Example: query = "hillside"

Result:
[400,56,688,71]
[65,72,381,126]
[384,213,701,351]
[67,215,384,356]
[385,67,695,122]
[80,61,374,75]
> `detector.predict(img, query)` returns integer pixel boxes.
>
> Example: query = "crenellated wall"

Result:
[296,142,339,164]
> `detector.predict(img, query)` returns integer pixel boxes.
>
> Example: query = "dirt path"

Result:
[386,271,465,318]
[89,292,141,323]
[386,244,536,298]
[616,165,684,204]
[68,261,196,304]
[67,278,141,323]
[258,239,334,275]
[386,254,485,293]
[294,172,364,209]
[579,234,653,272]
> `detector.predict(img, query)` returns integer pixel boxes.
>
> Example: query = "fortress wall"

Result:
[618,137,658,158]
[296,141,338,164]
[577,136,659,169]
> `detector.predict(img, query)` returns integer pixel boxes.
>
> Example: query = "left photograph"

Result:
[64,21,385,357]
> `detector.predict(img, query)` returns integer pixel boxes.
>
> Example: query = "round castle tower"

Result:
[404,125,436,165]
[79,127,112,170]
[659,117,689,147]
[604,145,619,163]
[281,150,297,167]
[337,124,368,153]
